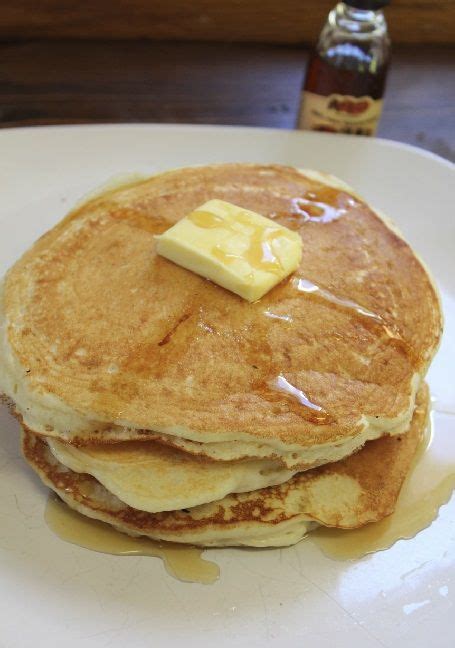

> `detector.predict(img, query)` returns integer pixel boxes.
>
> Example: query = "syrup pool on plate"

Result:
[44,412,455,575]
[309,413,455,559]
[45,495,219,584]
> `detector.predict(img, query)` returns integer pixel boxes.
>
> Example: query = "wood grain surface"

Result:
[0,41,453,161]
[1,1,454,44]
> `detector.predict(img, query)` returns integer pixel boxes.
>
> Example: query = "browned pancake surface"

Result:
[5,165,441,446]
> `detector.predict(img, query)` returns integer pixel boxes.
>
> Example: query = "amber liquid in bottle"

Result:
[304,53,388,134]
[299,2,390,136]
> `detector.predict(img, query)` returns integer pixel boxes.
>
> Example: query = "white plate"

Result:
[0,125,454,648]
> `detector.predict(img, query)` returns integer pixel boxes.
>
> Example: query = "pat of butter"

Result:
[155,199,302,302]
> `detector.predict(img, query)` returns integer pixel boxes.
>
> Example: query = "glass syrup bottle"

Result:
[298,0,390,136]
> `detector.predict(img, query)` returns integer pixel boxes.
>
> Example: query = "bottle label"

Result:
[298,91,383,136]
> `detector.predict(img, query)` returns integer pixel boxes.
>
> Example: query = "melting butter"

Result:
[211,227,285,276]
[156,199,302,302]
[45,495,219,584]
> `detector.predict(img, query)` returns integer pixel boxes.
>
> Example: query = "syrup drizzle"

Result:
[293,277,383,323]
[263,311,293,323]
[292,276,411,370]
[291,197,348,223]
[188,208,292,276]
[187,210,224,229]
[269,186,359,230]
[270,375,326,417]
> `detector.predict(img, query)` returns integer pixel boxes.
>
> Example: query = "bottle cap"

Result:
[344,0,390,9]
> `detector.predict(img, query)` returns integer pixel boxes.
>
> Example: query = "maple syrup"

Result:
[189,208,288,275]
[309,414,455,559]
[188,210,224,229]
[271,375,327,417]
[43,410,454,576]
[299,1,390,136]
[45,495,219,585]
[293,277,383,323]
[291,196,349,224]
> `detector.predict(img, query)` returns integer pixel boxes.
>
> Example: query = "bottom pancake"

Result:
[21,385,428,548]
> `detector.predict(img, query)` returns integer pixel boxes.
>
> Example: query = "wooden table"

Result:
[1,41,454,161]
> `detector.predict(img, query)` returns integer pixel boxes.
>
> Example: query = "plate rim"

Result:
[0,122,453,171]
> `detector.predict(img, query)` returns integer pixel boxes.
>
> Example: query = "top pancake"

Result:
[1,164,441,455]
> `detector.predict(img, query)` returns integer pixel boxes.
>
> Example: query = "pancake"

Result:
[22,384,429,548]
[46,435,295,513]
[0,164,441,470]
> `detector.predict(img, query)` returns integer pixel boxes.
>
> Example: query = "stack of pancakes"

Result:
[0,164,442,547]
